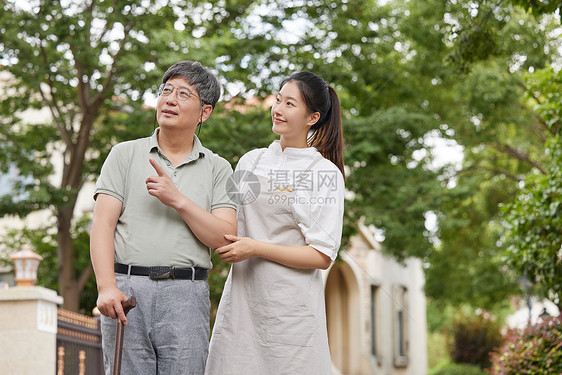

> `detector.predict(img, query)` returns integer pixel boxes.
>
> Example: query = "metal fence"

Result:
[56,308,104,375]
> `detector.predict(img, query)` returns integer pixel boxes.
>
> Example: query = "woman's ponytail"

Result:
[307,86,345,179]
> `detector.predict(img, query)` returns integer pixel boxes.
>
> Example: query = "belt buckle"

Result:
[149,266,173,280]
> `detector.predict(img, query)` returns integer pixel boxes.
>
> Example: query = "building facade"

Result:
[324,223,427,375]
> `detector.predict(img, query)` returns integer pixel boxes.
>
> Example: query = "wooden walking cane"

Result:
[113,296,137,375]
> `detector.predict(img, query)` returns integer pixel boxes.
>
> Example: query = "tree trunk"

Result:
[57,206,80,311]
[56,112,96,312]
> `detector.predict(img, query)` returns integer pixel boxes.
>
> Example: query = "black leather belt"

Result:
[114,262,208,280]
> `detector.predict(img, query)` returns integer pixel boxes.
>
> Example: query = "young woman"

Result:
[205,71,345,374]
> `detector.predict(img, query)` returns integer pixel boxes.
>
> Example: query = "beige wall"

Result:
[0,286,63,375]
[324,225,428,375]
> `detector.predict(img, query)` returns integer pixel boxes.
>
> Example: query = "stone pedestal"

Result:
[0,286,63,375]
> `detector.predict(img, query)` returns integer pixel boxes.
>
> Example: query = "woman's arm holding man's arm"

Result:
[214,235,332,270]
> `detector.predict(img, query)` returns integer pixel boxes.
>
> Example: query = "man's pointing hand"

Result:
[146,158,181,207]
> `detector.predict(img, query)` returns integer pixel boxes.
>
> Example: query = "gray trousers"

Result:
[101,273,210,375]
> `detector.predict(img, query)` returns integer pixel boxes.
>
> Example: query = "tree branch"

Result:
[39,42,74,189]
[492,143,547,174]
[91,22,133,108]
[64,42,91,188]
[69,44,90,115]
[452,157,523,182]
[67,117,92,189]
[37,85,73,149]
[484,167,523,182]
[38,45,73,149]
[65,3,119,191]
[518,82,557,137]
[520,82,542,105]
[85,0,95,15]
[84,0,95,51]
[530,118,549,142]
[462,0,505,33]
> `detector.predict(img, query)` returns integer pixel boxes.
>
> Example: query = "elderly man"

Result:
[90,60,236,375]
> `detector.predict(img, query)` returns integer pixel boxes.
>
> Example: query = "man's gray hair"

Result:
[162,60,221,108]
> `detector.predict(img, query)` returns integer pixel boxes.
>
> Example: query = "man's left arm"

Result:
[176,205,237,250]
[145,158,236,249]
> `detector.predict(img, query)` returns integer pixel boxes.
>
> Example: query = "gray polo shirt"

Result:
[94,129,236,269]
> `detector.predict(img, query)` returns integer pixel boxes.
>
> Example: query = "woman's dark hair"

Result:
[280,71,345,178]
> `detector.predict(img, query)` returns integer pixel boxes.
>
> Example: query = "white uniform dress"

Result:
[205,141,345,375]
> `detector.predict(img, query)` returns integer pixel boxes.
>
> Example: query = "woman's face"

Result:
[271,81,319,140]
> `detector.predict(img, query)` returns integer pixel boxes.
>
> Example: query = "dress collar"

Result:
[268,140,319,157]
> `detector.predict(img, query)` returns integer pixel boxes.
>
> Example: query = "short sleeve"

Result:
[94,146,126,202]
[211,156,237,211]
[292,163,345,261]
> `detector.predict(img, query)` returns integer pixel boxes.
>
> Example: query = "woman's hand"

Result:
[214,235,259,263]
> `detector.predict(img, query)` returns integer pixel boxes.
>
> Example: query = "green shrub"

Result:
[428,331,451,371]
[433,363,488,375]
[490,315,562,375]
[450,312,503,368]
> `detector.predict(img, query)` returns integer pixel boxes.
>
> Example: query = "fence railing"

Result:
[56,308,103,375]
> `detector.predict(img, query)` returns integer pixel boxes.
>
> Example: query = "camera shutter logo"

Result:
[226,170,261,205]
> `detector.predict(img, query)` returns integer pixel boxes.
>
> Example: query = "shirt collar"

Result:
[149,128,206,165]
[268,140,319,157]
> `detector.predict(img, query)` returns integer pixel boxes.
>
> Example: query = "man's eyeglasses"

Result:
[158,83,200,102]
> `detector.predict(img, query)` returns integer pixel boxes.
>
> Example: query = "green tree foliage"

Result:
[509,0,562,16]
[502,139,561,308]
[445,0,558,72]
[423,3,561,312]
[0,0,273,311]
[502,129,561,310]
[503,68,562,306]
[500,67,561,309]
[490,316,562,374]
